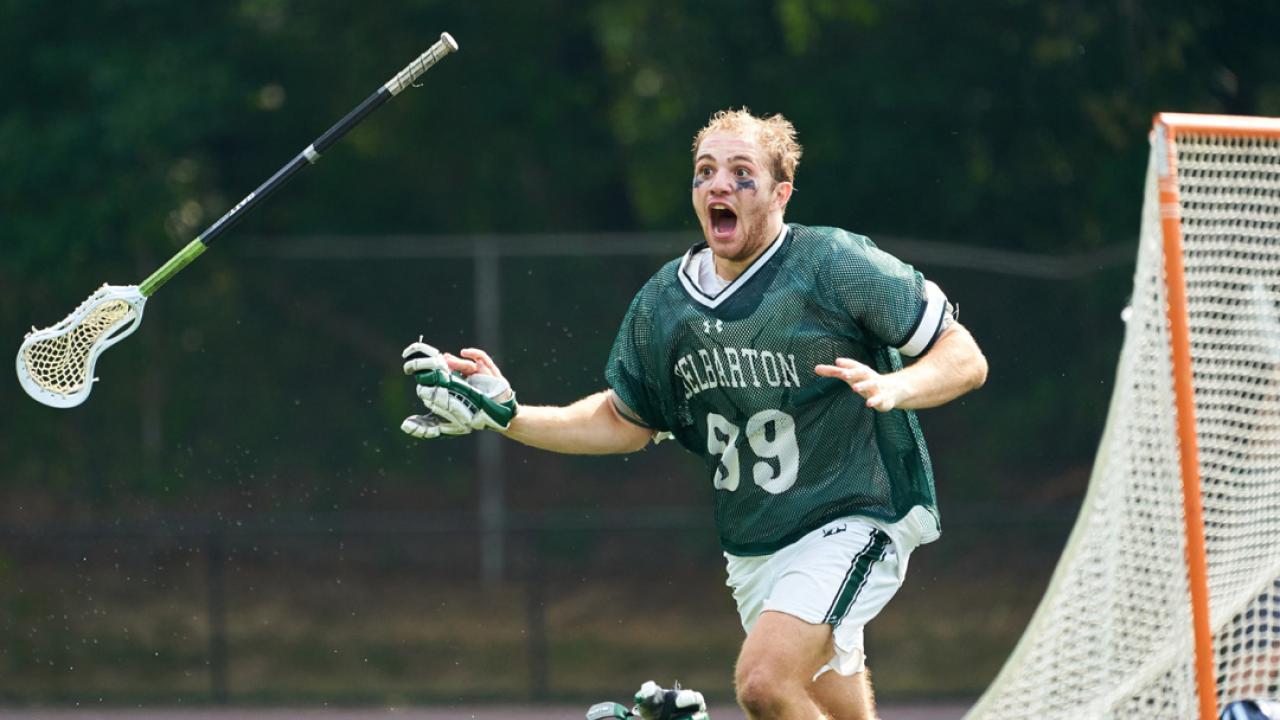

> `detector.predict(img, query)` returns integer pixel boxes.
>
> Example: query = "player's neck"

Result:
[714,219,786,281]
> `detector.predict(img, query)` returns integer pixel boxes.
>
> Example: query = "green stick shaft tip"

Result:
[139,239,207,297]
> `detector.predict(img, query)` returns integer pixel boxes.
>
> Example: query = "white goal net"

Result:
[966,116,1280,719]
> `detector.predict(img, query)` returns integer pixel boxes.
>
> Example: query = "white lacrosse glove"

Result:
[400,341,518,439]
[633,681,708,720]
[399,406,471,439]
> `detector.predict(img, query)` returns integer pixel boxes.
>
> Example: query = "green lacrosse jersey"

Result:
[605,224,951,556]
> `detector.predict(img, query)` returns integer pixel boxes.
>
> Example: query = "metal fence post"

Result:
[475,239,506,585]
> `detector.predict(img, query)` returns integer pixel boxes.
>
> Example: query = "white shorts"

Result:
[724,516,909,679]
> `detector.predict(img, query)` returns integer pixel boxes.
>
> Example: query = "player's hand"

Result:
[400,341,475,438]
[815,357,910,412]
[633,681,708,720]
[400,410,471,439]
[442,346,507,381]
[400,340,518,437]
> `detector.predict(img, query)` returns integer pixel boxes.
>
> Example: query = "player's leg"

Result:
[809,666,876,720]
[734,609,834,720]
[726,518,908,720]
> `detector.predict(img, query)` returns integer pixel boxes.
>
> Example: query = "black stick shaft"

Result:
[192,33,458,249]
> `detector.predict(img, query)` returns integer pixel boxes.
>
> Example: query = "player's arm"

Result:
[816,321,987,412]
[503,390,653,455]
[406,344,652,454]
[817,240,987,412]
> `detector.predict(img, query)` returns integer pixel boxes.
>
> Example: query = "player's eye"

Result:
[734,167,752,178]
[697,166,713,177]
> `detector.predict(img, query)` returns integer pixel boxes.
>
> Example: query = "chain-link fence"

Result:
[2,232,1130,704]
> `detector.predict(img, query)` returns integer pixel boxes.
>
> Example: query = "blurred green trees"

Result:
[3,0,1279,517]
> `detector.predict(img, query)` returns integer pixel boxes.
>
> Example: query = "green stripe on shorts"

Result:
[824,529,890,626]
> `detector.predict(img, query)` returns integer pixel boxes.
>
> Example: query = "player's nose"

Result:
[707,167,734,193]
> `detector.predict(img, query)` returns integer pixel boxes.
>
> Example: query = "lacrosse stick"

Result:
[17,32,459,408]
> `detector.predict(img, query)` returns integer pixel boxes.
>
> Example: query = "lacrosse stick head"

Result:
[17,284,147,408]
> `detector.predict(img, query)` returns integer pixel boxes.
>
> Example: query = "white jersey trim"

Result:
[677,227,788,309]
[898,280,948,357]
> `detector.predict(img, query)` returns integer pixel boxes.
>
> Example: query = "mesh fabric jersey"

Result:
[606,223,945,556]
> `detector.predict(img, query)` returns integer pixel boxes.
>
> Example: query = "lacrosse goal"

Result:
[966,114,1280,719]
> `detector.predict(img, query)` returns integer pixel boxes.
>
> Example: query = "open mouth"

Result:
[710,206,738,239]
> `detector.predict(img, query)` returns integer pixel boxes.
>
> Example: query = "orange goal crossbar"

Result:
[1153,112,1280,720]
[1158,112,1280,138]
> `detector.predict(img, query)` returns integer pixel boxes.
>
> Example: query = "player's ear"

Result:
[773,179,794,210]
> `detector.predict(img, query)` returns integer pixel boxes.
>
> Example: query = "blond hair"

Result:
[692,108,802,184]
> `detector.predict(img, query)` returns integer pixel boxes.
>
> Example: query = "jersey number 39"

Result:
[706,411,799,494]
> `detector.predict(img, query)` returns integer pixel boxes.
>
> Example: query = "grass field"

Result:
[0,703,973,719]
[0,521,1054,708]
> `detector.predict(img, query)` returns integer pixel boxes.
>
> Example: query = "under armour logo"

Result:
[702,319,724,333]
[822,525,847,538]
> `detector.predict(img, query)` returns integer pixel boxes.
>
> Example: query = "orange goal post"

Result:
[965,113,1280,719]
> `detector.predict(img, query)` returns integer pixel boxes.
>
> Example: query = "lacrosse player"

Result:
[402,109,988,720]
